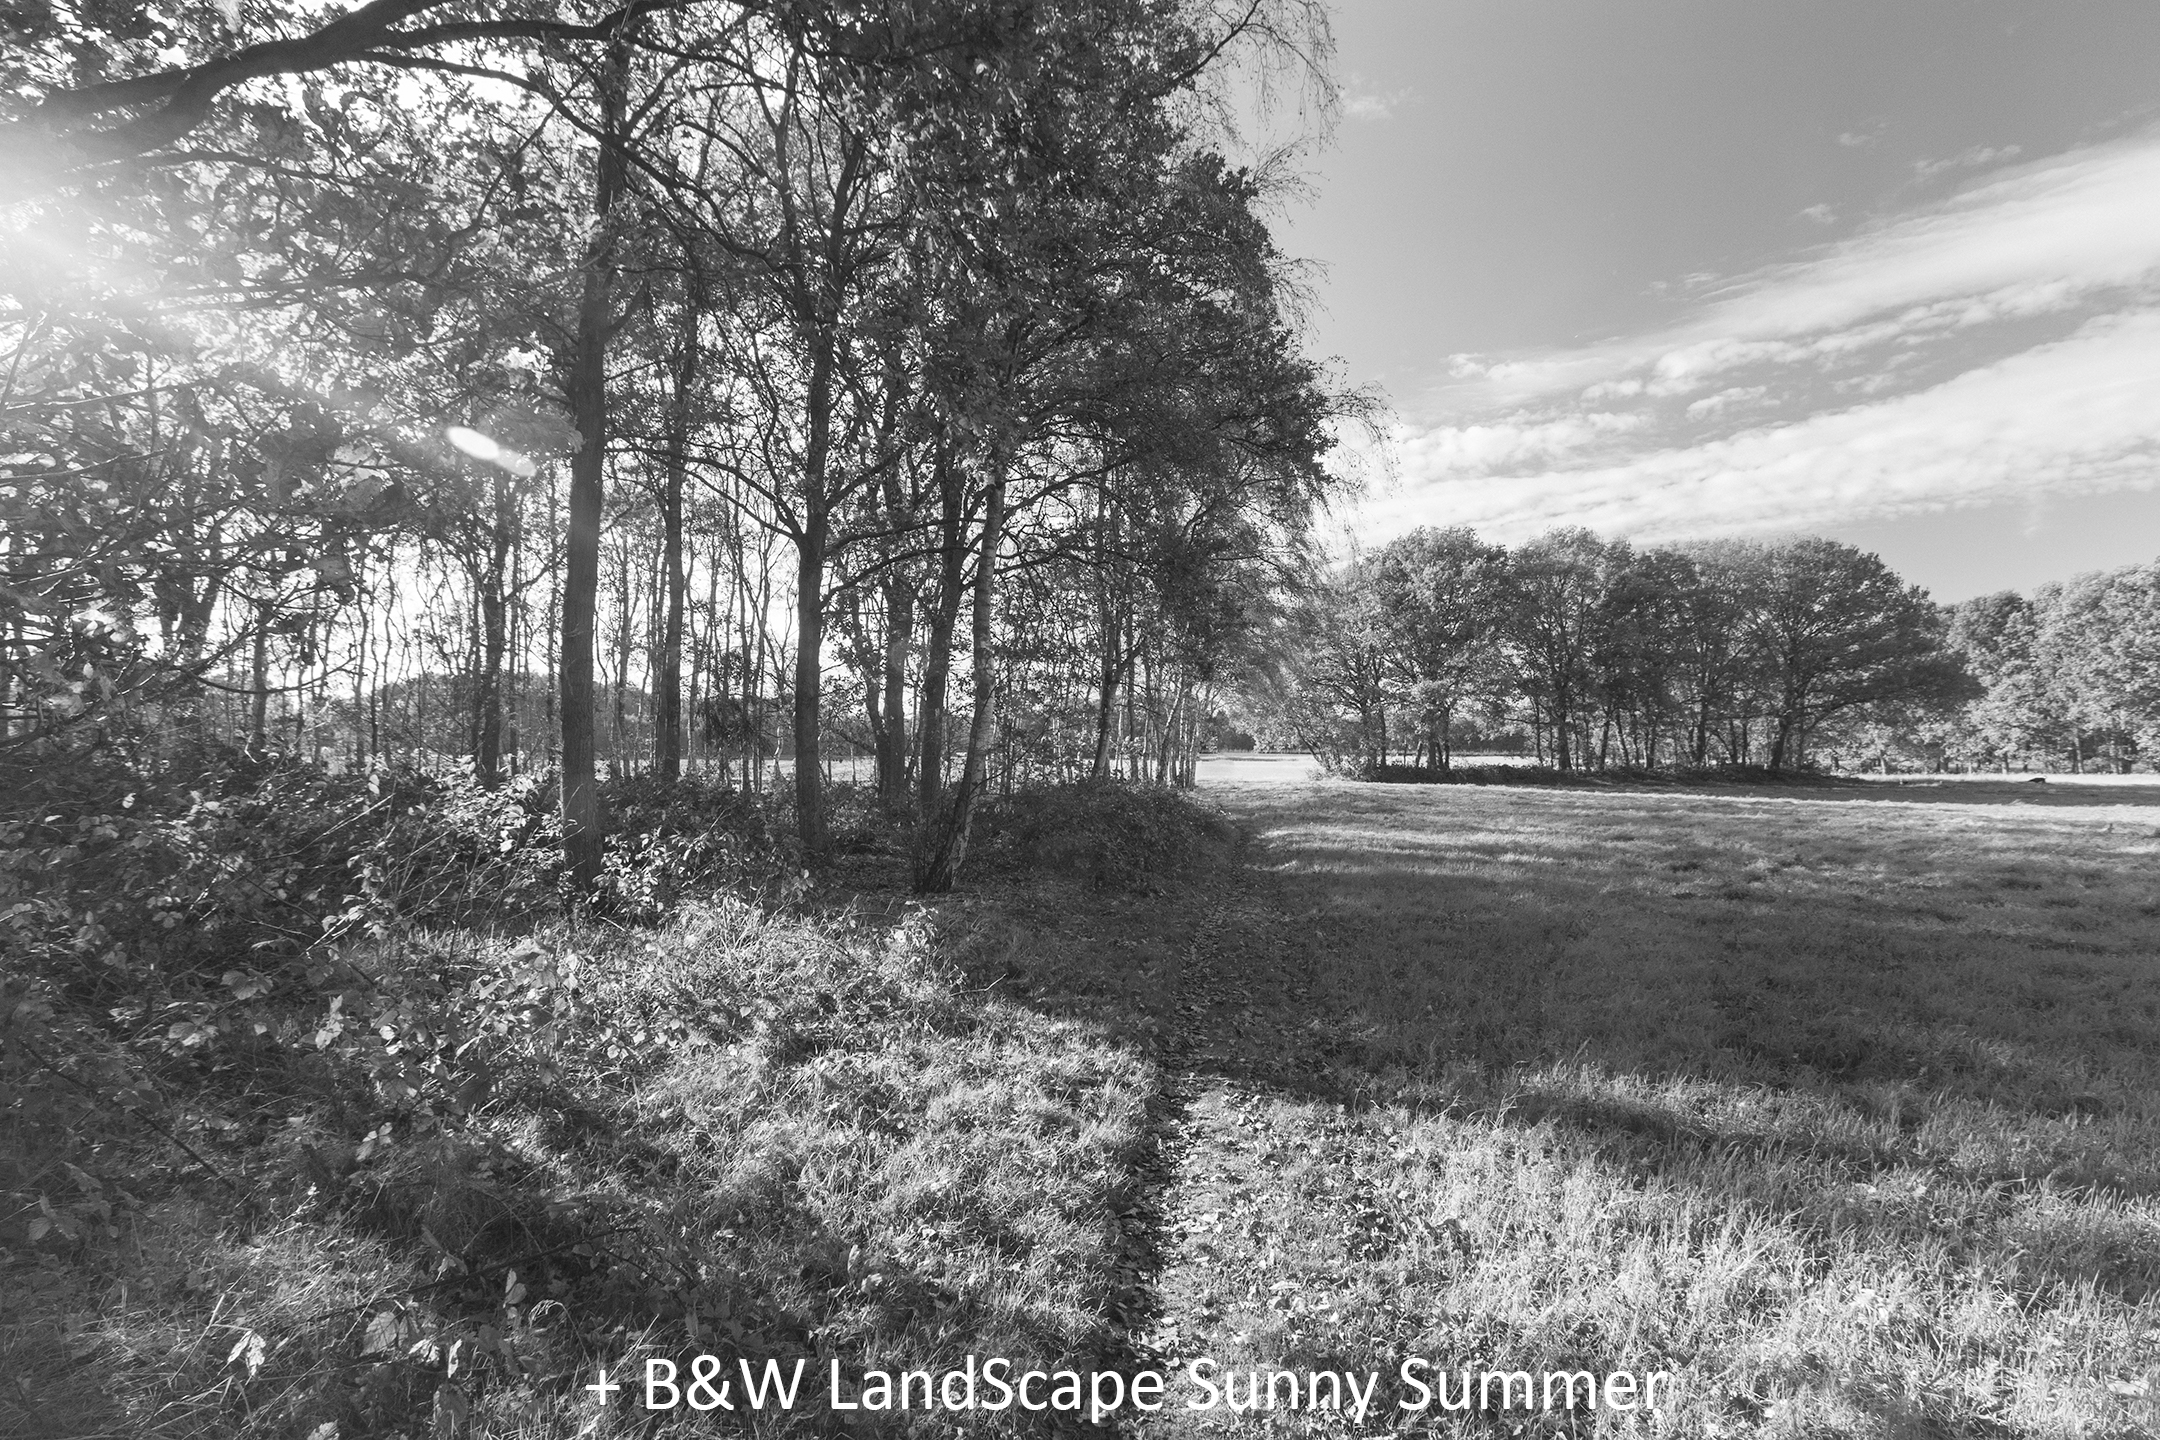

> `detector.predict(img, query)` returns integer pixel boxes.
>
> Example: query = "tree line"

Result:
[1916,561,2160,774]
[1268,526,1978,775]
[3,0,1359,892]
[1272,525,2160,777]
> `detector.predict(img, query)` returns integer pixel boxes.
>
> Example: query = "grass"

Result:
[10,773,2159,1437]
[1133,775,2160,1437]
[2,889,1165,1438]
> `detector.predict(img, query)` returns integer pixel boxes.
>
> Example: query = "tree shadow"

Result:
[962,779,2160,1433]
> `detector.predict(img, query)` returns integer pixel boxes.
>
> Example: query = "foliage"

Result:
[1282,526,1981,774]
[2,781,1164,1438]
[1914,558,2160,773]
[974,780,1241,892]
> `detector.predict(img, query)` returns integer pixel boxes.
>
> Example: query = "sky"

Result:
[1274,0,2160,601]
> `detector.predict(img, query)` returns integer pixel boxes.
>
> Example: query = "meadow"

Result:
[1123,770,2160,1437]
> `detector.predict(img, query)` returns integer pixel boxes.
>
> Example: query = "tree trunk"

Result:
[914,467,1004,893]
[1768,712,1796,771]
[474,478,511,787]
[1089,489,1121,781]
[559,29,631,895]
[916,447,964,813]
[1090,637,1123,781]
[654,326,694,783]
[877,573,913,807]
[791,504,828,856]
[247,600,271,754]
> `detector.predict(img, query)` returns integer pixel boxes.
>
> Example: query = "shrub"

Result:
[973,780,1240,891]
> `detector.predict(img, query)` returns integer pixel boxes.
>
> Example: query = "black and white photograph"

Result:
[5,1,2159,1435]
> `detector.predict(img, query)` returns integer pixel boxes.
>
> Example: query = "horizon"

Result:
[1279,0,2160,605]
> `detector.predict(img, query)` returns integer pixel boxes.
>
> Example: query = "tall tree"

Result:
[1371,526,1504,773]
[1741,538,1976,770]
[1500,529,1614,772]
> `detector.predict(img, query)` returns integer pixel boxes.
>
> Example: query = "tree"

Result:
[1499,528,1615,771]
[2034,563,2160,773]
[9,0,1355,900]
[1280,562,1391,772]
[1369,526,1503,773]
[1742,538,1976,770]
[1947,591,2060,770]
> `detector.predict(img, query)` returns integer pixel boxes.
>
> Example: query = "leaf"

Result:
[432,1381,471,1439]
[226,1328,267,1377]
[361,1308,403,1355]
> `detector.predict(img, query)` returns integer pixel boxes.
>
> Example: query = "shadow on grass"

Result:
[978,778,2160,1436]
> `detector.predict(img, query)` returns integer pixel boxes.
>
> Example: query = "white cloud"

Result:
[1440,127,2160,409]
[1683,386,1767,420]
[1912,143,2022,183]
[1338,75,1414,123]
[1376,128,2160,550]
[1394,411,1645,475]
[1385,308,2160,543]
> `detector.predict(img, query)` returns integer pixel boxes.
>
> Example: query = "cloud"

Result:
[1338,74,1413,123]
[1385,308,2160,543]
[1440,127,2160,408]
[1799,203,1837,225]
[1379,126,2160,548]
[1394,412,1645,475]
[1912,144,2022,184]
[1682,386,1767,420]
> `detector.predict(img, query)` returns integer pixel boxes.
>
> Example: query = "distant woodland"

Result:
[1267,526,2160,778]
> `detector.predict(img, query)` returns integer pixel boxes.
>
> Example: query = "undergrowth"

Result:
[973,782,1241,892]
[3,743,1216,1437]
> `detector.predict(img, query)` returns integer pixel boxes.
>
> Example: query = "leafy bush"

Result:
[0,746,793,1325]
[974,780,1240,891]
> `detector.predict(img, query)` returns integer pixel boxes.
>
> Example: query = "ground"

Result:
[7,766,2158,1438]
[1096,765,2160,1438]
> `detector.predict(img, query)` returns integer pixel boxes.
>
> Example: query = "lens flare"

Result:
[445,425,537,477]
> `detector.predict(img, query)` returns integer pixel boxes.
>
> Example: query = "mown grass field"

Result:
[1128,772,2160,1437]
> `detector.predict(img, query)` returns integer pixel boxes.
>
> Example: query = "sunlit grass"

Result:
[1145,776,2160,1438]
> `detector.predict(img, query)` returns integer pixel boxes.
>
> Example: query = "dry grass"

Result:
[1138,775,2160,1437]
